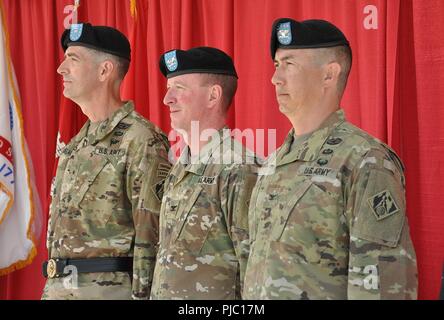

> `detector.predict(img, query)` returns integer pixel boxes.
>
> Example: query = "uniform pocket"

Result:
[262,240,347,299]
[69,156,110,208]
[270,179,313,241]
[173,186,210,253]
[161,197,179,243]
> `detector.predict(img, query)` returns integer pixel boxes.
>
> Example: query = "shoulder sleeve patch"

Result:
[367,190,400,221]
[152,179,166,202]
[157,163,171,179]
[351,168,405,248]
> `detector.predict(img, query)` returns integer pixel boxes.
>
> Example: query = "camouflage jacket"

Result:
[44,102,171,299]
[150,127,258,300]
[243,110,417,300]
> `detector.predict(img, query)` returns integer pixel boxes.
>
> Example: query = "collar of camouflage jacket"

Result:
[276,109,346,167]
[67,101,135,150]
[174,126,231,177]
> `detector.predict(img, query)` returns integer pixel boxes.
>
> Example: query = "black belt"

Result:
[42,257,133,279]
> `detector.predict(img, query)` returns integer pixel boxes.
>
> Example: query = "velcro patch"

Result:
[367,190,400,221]
[94,147,125,157]
[197,176,217,185]
[116,122,132,130]
[298,165,338,179]
[157,163,171,178]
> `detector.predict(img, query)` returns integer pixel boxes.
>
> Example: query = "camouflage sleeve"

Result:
[222,165,257,296]
[126,139,171,300]
[345,148,418,299]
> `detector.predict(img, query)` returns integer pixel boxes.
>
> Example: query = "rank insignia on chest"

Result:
[197,176,217,185]
[367,190,400,221]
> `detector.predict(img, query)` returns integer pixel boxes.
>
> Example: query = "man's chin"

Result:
[62,89,72,99]
[278,104,289,114]
[171,122,185,133]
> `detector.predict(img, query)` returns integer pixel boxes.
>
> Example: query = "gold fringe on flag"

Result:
[0,0,39,276]
[130,0,137,19]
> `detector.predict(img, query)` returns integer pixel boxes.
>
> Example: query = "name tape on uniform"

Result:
[197,176,217,185]
[298,165,338,179]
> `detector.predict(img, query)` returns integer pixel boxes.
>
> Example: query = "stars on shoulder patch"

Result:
[367,190,400,221]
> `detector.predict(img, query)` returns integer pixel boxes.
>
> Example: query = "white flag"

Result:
[0,5,40,275]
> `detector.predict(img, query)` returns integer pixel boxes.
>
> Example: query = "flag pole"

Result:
[74,0,80,11]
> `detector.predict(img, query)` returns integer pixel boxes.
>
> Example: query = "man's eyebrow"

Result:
[274,55,295,64]
[168,80,187,87]
[65,52,81,59]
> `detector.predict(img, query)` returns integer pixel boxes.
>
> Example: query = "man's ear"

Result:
[98,60,115,81]
[208,84,223,108]
[323,62,341,87]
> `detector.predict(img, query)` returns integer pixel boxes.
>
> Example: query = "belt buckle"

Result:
[47,259,58,279]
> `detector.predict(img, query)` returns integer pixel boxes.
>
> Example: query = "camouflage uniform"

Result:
[42,102,171,300]
[244,109,417,300]
[150,127,258,300]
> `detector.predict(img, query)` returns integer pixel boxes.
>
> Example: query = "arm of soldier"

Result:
[126,141,171,299]
[345,149,418,299]
[222,164,257,295]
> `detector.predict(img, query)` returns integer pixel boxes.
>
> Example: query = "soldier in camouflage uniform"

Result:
[150,47,258,299]
[42,23,171,300]
[243,18,417,299]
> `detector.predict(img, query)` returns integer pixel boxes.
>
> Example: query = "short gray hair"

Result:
[88,48,130,80]
[314,46,352,96]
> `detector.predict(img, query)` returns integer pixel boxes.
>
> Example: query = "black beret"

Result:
[159,46,238,79]
[270,18,350,59]
[61,23,131,61]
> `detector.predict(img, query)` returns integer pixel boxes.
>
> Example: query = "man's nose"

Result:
[163,89,176,106]
[57,60,68,75]
[271,68,283,86]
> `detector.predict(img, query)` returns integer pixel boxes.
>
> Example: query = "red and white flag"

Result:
[0,4,40,275]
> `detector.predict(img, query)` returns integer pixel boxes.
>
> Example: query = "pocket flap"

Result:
[173,186,203,242]
[270,179,313,241]
[69,156,109,207]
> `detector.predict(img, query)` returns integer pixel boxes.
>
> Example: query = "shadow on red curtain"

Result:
[0,0,443,300]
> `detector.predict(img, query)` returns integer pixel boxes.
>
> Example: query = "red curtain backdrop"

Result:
[0,0,443,300]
